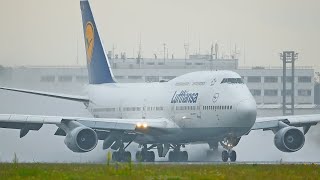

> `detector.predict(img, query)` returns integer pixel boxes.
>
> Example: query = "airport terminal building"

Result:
[0,55,318,107]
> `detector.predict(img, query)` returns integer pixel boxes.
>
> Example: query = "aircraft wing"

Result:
[251,114,320,134]
[0,114,179,138]
[0,87,89,103]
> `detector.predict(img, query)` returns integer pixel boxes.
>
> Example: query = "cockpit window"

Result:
[221,78,244,84]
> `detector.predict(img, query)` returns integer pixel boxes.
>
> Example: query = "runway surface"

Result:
[139,161,320,165]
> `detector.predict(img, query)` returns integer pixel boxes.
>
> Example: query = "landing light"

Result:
[142,123,148,128]
[136,122,148,129]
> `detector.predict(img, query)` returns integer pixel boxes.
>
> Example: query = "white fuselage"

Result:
[87,71,257,144]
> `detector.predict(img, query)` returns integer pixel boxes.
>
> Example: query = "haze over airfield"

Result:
[1,0,320,163]
[0,0,319,68]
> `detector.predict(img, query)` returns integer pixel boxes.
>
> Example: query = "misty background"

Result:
[0,0,319,69]
[0,0,320,162]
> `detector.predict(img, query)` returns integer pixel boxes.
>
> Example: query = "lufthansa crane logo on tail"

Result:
[85,22,94,64]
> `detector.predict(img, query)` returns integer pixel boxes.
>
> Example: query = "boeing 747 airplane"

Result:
[1,0,320,162]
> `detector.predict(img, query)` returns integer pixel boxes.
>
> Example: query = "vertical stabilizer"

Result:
[80,0,115,84]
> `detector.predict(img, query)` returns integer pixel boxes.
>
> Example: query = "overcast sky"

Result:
[0,0,319,68]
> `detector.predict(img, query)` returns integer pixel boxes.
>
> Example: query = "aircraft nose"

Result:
[236,99,257,126]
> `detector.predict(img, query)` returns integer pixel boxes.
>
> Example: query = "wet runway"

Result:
[86,160,320,165]
[137,161,320,165]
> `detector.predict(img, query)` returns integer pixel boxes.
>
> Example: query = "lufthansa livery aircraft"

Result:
[1,0,320,162]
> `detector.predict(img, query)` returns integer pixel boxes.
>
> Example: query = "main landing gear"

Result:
[111,143,132,162]
[220,137,240,162]
[136,144,155,162]
[135,144,188,162]
[168,144,188,162]
[112,150,131,162]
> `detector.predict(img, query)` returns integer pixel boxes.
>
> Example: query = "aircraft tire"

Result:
[222,150,229,162]
[168,151,174,162]
[150,151,155,162]
[135,151,143,162]
[229,150,236,162]
[182,151,188,162]
[146,151,155,162]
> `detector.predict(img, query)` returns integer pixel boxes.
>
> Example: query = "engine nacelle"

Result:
[64,126,98,153]
[274,127,305,152]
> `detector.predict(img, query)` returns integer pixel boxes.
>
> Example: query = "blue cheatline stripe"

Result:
[80,0,115,84]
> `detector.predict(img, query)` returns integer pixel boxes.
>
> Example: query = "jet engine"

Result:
[274,126,305,152]
[64,126,98,152]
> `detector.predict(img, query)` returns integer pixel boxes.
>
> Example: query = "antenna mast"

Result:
[163,43,166,63]
[184,42,189,68]
[137,34,142,67]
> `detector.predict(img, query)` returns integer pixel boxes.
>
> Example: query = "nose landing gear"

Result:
[220,137,240,162]
[221,149,237,162]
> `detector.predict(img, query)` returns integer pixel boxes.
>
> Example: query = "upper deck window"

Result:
[221,78,244,84]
